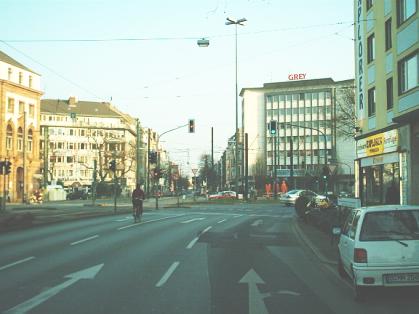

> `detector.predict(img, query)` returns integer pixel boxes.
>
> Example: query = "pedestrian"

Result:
[132,184,145,222]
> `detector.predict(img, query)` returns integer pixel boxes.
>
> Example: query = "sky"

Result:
[0,0,355,175]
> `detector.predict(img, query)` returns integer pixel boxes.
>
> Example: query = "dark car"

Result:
[66,190,88,200]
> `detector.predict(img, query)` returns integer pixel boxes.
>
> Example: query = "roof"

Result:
[240,78,354,96]
[41,99,122,118]
[359,205,419,212]
[0,50,37,74]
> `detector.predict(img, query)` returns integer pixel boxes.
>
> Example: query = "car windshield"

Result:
[287,190,300,195]
[360,210,419,241]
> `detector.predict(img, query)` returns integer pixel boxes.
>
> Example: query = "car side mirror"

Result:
[332,227,341,236]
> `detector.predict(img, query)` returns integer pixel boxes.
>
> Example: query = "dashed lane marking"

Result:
[70,235,99,246]
[0,256,35,271]
[156,261,180,287]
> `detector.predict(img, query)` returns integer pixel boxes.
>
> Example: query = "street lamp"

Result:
[225,17,246,196]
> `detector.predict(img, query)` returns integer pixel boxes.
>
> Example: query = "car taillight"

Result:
[354,248,368,263]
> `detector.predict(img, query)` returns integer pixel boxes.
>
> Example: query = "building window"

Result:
[6,125,13,150]
[386,77,394,110]
[29,75,33,88]
[8,67,12,80]
[385,18,392,51]
[366,0,373,10]
[28,129,33,152]
[19,72,23,84]
[368,87,376,117]
[7,98,15,113]
[19,101,25,114]
[397,0,417,26]
[398,52,418,94]
[17,127,23,151]
[29,104,35,118]
[367,34,375,63]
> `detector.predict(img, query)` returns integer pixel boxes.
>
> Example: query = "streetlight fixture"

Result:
[197,38,209,47]
[225,16,246,196]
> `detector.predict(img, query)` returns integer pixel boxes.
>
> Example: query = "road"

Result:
[0,202,418,314]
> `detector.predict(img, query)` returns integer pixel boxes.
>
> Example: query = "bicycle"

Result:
[133,200,143,223]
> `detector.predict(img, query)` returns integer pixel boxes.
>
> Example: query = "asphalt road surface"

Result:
[1,203,418,314]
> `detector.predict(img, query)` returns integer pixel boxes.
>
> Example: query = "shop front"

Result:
[355,129,402,206]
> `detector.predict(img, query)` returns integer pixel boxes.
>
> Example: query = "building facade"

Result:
[354,0,418,205]
[0,51,43,202]
[40,97,138,193]
[241,78,356,194]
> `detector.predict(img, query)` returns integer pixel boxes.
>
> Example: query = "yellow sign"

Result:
[366,133,384,156]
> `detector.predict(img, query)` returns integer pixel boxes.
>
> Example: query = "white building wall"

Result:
[0,61,41,90]
[242,89,265,176]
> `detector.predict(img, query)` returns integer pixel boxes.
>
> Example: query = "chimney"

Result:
[68,96,78,107]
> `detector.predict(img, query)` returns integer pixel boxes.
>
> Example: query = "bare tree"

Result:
[335,87,357,140]
[251,156,266,193]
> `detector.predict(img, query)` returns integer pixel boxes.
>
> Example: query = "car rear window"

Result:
[360,210,419,241]
[288,190,299,194]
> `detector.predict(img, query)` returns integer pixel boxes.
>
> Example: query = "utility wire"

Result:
[0,40,106,102]
[0,20,370,43]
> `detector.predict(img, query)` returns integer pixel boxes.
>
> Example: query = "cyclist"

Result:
[132,184,145,222]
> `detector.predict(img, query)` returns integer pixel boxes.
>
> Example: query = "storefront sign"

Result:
[288,73,306,80]
[357,129,398,158]
[355,0,365,119]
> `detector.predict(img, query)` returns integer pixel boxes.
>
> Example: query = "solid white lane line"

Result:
[156,262,180,287]
[70,235,99,246]
[0,256,35,271]
[186,237,200,249]
[118,215,184,231]
[217,219,227,224]
[180,217,205,224]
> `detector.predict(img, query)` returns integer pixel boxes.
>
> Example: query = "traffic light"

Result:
[269,120,277,135]
[148,151,157,164]
[109,160,116,172]
[4,161,11,175]
[188,119,195,133]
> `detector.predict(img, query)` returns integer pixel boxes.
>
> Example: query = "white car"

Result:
[335,205,419,301]
[279,189,324,206]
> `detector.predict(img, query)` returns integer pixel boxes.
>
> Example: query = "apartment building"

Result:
[354,0,418,205]
[40,97,138,192]
[0,50,43,202]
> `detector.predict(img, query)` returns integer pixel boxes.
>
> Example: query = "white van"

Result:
[335,205,419,301]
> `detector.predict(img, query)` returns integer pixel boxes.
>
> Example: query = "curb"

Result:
[292,218,337,266]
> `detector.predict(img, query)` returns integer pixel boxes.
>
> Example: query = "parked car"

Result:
[66,190,88,200]
[335,205,419,301]
[208,191,237,200]
[279,189,324,206]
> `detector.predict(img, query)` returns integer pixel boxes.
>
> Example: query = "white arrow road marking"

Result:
[180,217,205,224]
[5,263,104,314]
[251,219,263,227]
[0,256,35,271]
[239,269,268,314]
[156,262,180,287]
[70,235,99,246]
[217,219,227,224]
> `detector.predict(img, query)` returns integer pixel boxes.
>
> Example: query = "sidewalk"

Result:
[293,217,339,265]
[0,196,201,233]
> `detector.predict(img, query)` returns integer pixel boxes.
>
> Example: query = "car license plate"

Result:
[385,273,419,284]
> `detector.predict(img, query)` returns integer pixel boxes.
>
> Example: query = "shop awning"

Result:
[393,107,419,124]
